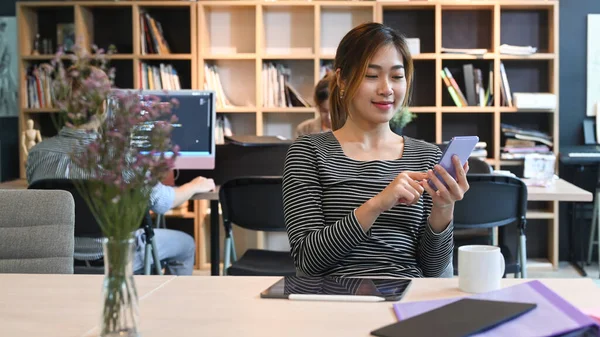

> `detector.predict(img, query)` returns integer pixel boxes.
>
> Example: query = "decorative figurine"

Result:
[21,119,42,162]
[32,34,40,55]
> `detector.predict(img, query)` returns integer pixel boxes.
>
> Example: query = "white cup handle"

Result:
[498,251,505,278]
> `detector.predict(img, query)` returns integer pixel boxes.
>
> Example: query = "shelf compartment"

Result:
[261,59,315,108]
[79,5,134,54]
[139,59,191,90]
[401,111,436,143]
[138,5,192,54]
[500,7,552,54]
[262,112,313,140]
[441,59,494,108]
[200,5,256,55]
[262,5,314,56]
[219,113,256,136]
[382,6,435,54]
[500,112,554,150]
[319,5,373,56]
[411,60,436,107]
[22,112,62,141]
[501,60,551,94]
[109,60,134,90]
[442,113,494,160]
[204,59,256,108]
[442,8,494,52]
[18,5,75,56]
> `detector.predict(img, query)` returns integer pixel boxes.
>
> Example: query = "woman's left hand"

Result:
[420,155,470,209]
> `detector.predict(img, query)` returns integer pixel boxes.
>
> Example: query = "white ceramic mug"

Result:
[458,245,505,294]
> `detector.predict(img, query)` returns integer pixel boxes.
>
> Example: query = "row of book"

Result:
[441,62,514,108]
[262,62,309,108]
[26,65,55,109]
[139,10,171,55]
[441,65,492,107]
[204,64,234,109]
[139,62,181,90]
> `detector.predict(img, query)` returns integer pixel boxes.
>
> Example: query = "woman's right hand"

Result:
[372,171,428,212]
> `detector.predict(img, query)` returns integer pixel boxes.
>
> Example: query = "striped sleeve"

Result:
[148,182,175,214]
[416,148,454,277]
[282,136,371,276]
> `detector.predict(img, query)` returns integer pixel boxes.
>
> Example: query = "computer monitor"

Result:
[110,89,216,170]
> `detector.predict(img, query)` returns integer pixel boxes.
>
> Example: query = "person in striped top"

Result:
[282,23,470,278]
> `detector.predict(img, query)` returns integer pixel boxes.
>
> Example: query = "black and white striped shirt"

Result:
[282,131,453,278]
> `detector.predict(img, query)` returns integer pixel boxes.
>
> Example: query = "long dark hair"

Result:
[329,23,414,130]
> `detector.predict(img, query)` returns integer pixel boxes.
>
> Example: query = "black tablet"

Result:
[260,276,412,302]
[371,298,537,337]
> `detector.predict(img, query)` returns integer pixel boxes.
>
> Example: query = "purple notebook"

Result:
[393,281,600,337]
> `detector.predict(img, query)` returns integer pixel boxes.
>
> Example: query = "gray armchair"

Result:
[0,189,75,274]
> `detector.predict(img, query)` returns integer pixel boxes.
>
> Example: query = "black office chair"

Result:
[28,179,163,275]
[467,157,493,174]
[452,174,528,278]
[219,176,296,276]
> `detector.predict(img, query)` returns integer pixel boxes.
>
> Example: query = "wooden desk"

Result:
[0,274,598,337]
[525,178,593,202]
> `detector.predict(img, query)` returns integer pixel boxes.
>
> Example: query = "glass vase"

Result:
[100,237,140,337]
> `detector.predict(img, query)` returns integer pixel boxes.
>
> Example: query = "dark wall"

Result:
[0,0,18,182]
[557,0,600,261]
[0,0,15,16]
[559,0,600,147]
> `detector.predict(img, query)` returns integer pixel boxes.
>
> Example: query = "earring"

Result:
[340,89,345,99]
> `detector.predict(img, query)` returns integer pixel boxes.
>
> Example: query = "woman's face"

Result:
[348,44,407,126]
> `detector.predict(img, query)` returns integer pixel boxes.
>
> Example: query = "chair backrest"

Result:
[467,157,493,174]
[0,189,75,274]
[28,179,105,238]
[219,176,286,232]
[28,178,154,238]
[453,174,528,229]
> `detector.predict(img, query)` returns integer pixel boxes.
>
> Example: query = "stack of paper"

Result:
[499,44,538,56]
[393,281,600,336]
[441,48,488,55]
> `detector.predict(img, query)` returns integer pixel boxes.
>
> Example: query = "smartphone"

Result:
[428,136,479,191]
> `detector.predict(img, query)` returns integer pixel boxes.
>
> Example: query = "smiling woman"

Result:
[282,22,470,278]
[329,23,413,131]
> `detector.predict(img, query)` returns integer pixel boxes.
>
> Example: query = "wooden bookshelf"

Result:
[16,0,557,171]
[16,0,560,268]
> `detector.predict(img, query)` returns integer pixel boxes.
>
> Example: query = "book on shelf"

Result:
[472,141,488,159]
[441,65,492,107]
[499,62,513,107]
[203,64,235,109]
[139,62,181,91]
[139,10,171,55]
[501,123,553,160]
[214,114,232,145]
[26,65,54,109]
[262,62,309,108]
